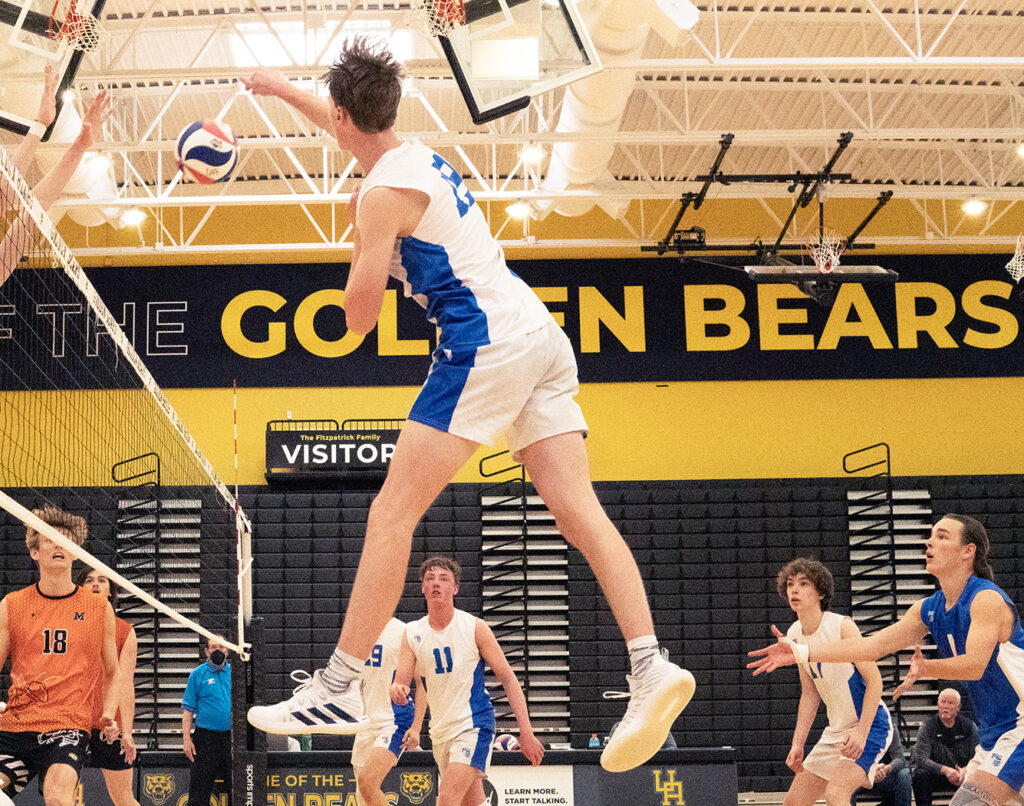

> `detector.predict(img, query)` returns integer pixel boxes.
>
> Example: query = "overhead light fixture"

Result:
[120,208,146,227]
[961,199,987,216]
[62,90,76,104]
[521,144,546,166]
[1017,143,1024,158]
[506,200,532,219]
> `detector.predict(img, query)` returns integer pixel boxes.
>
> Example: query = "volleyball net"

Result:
[0,143,254,748]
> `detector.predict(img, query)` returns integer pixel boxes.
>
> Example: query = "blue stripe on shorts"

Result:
[997,736,1024,790]
[408,346,478,432]
[856,706,893,775]
[471,727,494,771]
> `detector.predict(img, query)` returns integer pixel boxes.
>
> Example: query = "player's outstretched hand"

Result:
[390,682,410,706]
[77,90,112,149]
[99,716,120,744]
[518,730,544,766]
[37,65,59,128]
[892,645,924,700]
[747,625,796,676]
[241,69,291,99]
[401,727,420,751]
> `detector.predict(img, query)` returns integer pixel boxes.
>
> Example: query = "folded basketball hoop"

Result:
[48,0,107,51]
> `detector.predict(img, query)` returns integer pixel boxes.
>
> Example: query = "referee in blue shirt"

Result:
[182,635,232,805]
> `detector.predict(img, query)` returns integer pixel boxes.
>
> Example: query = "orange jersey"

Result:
[1,584,110,733]
[90,616,133,729]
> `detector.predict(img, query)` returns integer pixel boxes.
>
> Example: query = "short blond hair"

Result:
[26,505,87,552]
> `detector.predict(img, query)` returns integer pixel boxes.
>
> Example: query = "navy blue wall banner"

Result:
[2,255,1020,390]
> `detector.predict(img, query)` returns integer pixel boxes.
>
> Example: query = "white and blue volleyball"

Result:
[176,120,238,184]
[493,733,520,751]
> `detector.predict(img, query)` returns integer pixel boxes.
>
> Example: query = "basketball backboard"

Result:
[0,0,106,140]
[437,0,601,125]
[745,263,899,308]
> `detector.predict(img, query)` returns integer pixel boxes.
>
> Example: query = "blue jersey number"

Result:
[433,646,454,674]
[365,644,383,668]
[431,154,475,217]
[808,662,824,679]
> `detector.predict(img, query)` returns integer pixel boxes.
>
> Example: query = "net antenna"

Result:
[47,0,108,51]
[1006,234,1024,284]
[1,143,254,746]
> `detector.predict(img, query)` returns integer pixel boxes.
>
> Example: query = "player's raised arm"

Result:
[12,65,59,176]
[475,619,544,766]
[241,69,333,131]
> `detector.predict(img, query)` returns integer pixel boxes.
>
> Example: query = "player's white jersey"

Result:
[787,611,890,739]
[406,608,495,744]
[362,617,415,730]
[359,140,552,351]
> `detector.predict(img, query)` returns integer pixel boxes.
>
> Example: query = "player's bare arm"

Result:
[0,597,9,670]
[402,684,428,751]
[345,186,427,334]
[843,617,882,760]
[475,619,544,766]
[241,70,333,131]
[787,663,820,773]
[99,602,122,742]
[749,600,929,674]
[390,631,416,706]
[13,64,59,176]
[118,627,139,762]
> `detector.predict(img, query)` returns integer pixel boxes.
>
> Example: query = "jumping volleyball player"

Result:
[241,36,694,772]
[750,515,1024,806]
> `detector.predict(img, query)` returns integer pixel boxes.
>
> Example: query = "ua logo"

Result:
[73,612,85,621]
[652,769,685,806]
[431,154,475,217]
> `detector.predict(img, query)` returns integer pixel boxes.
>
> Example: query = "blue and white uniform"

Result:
[351,618,415,769]
[360,140,586,456]
[788,612,892,783]
[406,608,494,773]
[920,575,1024,792]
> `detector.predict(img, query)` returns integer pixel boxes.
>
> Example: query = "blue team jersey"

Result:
[920,575,1024,749]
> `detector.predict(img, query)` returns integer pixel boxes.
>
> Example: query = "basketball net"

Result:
[49,0,108,52]
[1006,234,1024,283]
[805,228,846,274]
[406,0,466,37]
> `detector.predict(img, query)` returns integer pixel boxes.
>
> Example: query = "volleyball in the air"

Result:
[176,119,239,184]
[493,733,520,751]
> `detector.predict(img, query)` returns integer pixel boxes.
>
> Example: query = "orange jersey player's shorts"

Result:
[0,585,108,734]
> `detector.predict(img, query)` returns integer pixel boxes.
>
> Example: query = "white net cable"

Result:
[1,144,252,743]
[1006,234,1024,283]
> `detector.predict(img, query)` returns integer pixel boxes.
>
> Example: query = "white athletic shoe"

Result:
[600,659,695,773]
[247,669,369,735]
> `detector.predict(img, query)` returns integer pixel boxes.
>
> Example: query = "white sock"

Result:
[627,635,661,675]
[321,648,364,693]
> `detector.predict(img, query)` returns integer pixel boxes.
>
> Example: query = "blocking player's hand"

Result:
[99,716,120,744]
[120,732,137,765]
[77,90,112,150]
[892,646,924,700]
[240,69,291,99]
[747,625,797,676]
[401,728,420,751]
[390,682,410,706]
[518,730,544,766]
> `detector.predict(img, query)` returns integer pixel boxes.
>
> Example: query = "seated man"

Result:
[851,721,911,806]
[910,688,979,806]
